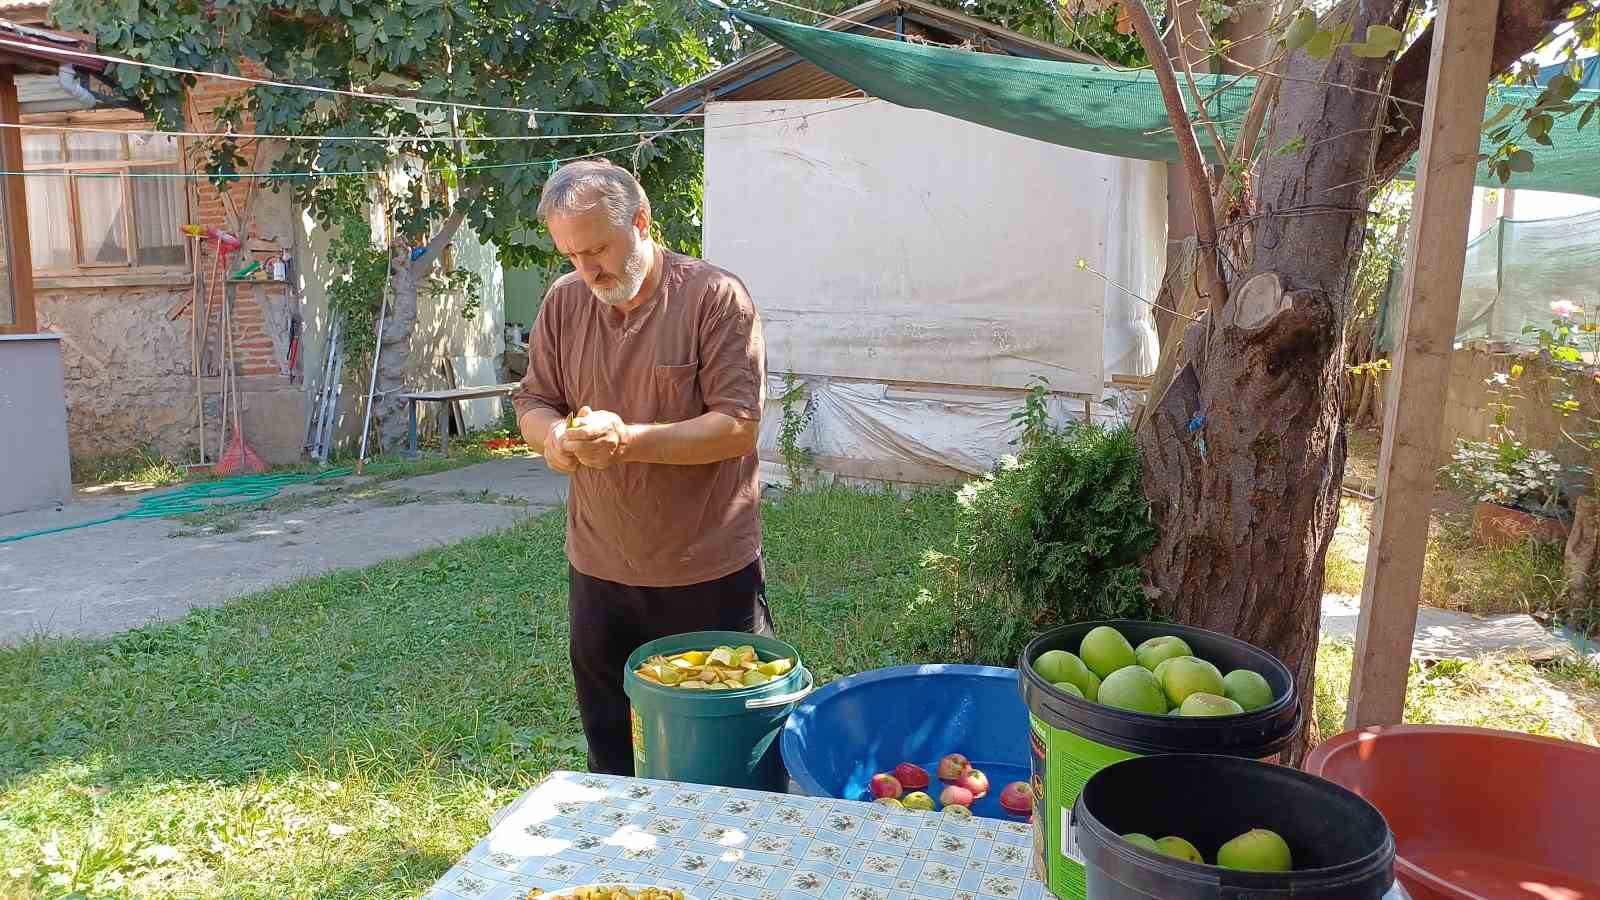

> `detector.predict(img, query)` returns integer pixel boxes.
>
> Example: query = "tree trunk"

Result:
[374,250,422,452]
[1136,1,1408,762]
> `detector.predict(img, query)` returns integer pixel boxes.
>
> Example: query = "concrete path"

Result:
[1320,593,1574,661]
[0,458,567,644]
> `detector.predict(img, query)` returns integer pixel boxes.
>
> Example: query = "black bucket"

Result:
[1018,620,1302,898]
[1072,753,1397,899]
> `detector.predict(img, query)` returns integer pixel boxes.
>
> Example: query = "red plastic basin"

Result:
[1305,725,1600,900]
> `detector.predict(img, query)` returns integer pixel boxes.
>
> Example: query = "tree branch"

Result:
[1119,0,1229,313]
[413,186,483,270]
[1372,0,1575,184]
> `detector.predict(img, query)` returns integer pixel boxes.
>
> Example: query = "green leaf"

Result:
[1508,149,1536,173]
[1580,100,1598,131]
[1490,126,1513,143]
[1349,24,1403,57]
[1551,73,1581,100]
[1495,161,1512,184]
[1285,9,1317,50]
[1482,103,1516,132]
[1528,113,1554,138]
[1272,135,1307,156]
[1534,131,1555,146]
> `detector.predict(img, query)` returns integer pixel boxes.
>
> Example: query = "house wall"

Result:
[33,66,504,466]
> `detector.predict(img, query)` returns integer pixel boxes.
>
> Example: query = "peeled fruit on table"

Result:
[1034,650,1092,692]
[874,797,905,810]
[1222,669,1274,711]
[957,769,990,799]
[1180,692,1245,717]
[1217,828,1293,872]
[942,803,973,820]
[634,648,795,691]
[893,763,931,791]
[870,774,903,801]
[1160,656,1227,708]
[902,791,935,811]
[1156,835,1206,864]
[1053,681,1084,699]
[1121,833,1160,852]
[1079,626,1138,679]
[1135,635,1193,671]
[999,781,1033,816]
[937,753,971,783]
[1097,666,1167,715]
[939,785,975,808]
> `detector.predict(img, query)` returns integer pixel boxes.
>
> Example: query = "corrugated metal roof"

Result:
[650,0,1100,114]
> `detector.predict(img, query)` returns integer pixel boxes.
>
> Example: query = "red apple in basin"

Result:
[958,769,990,799]
[869,773,903,801]
[892,762,931,791]
[936,753,971,783]
[939,784,975,808]
[999,781,1033,816]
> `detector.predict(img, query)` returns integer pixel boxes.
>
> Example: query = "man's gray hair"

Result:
[537,160,651,227]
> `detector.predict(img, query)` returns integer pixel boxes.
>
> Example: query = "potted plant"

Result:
[1442,438,1569,548]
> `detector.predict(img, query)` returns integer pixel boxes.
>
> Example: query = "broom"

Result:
[213,265,266,475]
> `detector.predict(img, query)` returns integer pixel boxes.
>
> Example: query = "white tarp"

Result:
[704,98,1164,394]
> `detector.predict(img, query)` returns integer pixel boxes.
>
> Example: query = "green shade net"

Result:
[724,6,1600,198]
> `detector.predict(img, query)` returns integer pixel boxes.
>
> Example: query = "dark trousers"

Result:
[568,556,776,775]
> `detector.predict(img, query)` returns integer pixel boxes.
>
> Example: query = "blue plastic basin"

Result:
[780,664,1031,820]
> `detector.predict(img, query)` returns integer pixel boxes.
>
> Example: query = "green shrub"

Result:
[913,423,1156,665]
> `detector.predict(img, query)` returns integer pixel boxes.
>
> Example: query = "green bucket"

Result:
[623,630,814,791]
[1019,620,1302,900]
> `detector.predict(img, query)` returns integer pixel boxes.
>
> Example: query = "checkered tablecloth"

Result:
[424,771,1048,900]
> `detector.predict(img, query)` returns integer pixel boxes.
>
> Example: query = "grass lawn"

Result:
[3,487,1596,898]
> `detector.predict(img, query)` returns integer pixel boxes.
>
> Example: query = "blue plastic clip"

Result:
[1186,413,1206,434]
[409,246,427,261]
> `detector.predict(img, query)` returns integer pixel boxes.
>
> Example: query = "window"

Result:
[22,130,189,276]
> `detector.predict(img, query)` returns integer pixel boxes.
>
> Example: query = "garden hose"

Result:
[0,465,376,545]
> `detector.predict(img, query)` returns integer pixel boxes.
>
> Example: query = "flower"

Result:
[1551,299,1585,318]
[1511,363,1525,378]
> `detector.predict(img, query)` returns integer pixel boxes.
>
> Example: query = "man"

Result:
[512,160,771,775]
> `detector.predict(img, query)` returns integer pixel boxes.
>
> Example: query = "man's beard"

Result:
[593,235,652,306]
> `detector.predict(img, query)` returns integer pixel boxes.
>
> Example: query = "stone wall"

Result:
[1438,342,1600,469]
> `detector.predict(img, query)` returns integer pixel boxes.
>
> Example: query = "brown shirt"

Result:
[512,250,766,587]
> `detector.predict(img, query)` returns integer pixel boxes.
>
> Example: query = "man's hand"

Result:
[541,416,581,474]
[564,406,629,470]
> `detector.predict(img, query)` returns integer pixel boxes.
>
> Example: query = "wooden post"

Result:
[1346,0,1501,729]
[0,67,37,335]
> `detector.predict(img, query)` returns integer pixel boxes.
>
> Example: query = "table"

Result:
[425,772,1047,900]
[399,383,521,457]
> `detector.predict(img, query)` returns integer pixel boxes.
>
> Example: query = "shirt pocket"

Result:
[652,362,703,423]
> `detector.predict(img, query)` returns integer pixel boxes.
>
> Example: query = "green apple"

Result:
[1156,836,1205,864]
[1079,626,1137,678]
[1160,656,1227,708]
[1053,681,1084,699]
[902,791,934,811]
[1179,692,1245,717]
[1222,669,1275,711]
[1082,670,1101,702]
[1097,666,1167,715]
[1134,635,1193,671]
[1152,657,1175,685]
[1217,828,1292,872]
[1035,650,1093,694]
[1121,833,1159,852]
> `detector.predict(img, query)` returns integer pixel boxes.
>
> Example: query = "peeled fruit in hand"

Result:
[957,769,990,799]
[874,797,905,810]
[1160,656,1227,708]
[1135,635,1193,671]
[892,763,931,791]
[1222,669,1275,711]
[902,791,935,811]
[1079,626,1138,679]
[1180,692,1245,717]
[939,785,975,808]
[999,782,1033,816]
[1217,828,1293,872]
[870,773,903,801]
[1156,835,1206,864]
[937,753,972,783]
[1034,650,1092,692]
[1053,681,1084,699]
[1097,666,1167,715]
[1122,833,1160,852]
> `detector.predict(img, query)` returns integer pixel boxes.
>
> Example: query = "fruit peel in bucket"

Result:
[634,645,794,690]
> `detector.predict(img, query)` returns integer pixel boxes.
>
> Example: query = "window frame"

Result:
[21,126,193,278]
